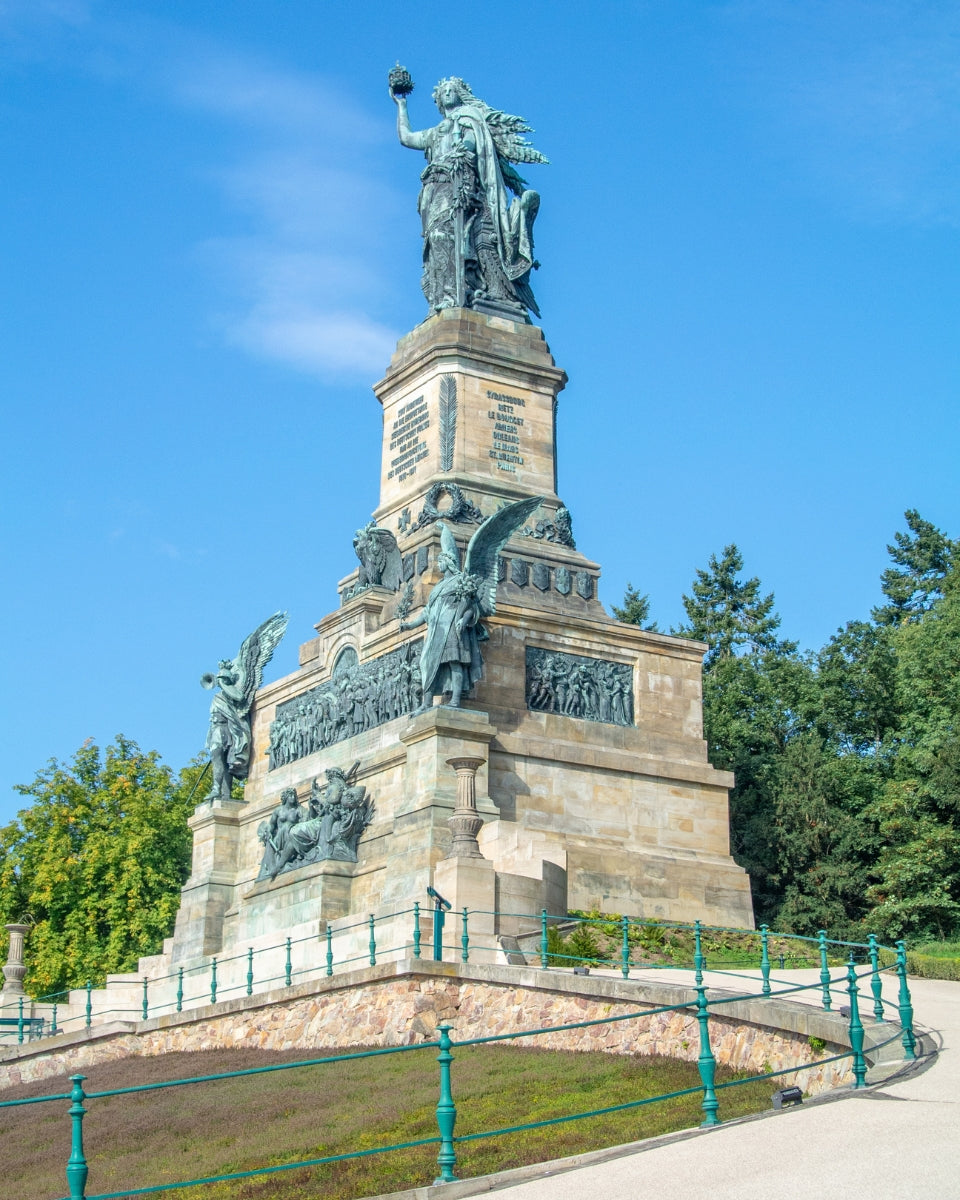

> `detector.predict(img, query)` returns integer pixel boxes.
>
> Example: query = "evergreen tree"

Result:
[0,738,201,995]
[676,544,795,665]
[612,583,659,631]
[874,509,957,626]
[815,621,899,754]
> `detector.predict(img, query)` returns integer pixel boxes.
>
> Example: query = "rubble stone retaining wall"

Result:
[0,963,852,1096]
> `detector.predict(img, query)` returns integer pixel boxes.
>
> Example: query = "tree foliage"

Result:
[675,544,795,664]
[648,511,960,941]
[0,738,200,995]
[612,583,658,631]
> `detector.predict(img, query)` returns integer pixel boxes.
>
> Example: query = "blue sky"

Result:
[2,1,958,822]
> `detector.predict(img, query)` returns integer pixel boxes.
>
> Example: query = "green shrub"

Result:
[566,924,603,964]
[878,944,960,981]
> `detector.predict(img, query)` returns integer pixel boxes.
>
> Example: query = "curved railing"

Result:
[0,911,921,1200]
[0,910,917,1046]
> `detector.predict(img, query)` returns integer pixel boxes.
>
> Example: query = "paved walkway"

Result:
[488,970,957,1200]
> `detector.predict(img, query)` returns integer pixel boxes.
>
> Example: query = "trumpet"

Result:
[200,672,217,690]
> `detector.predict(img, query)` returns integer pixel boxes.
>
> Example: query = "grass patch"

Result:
[1,1043,777,1200]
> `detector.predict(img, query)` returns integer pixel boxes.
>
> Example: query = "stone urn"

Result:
[2,923,30,996]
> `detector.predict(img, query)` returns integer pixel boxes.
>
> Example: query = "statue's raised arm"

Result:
[388,65,548,321]
[201,611,288,802]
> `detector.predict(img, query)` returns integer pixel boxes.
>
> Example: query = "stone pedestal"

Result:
[432,858,498,964]
[170,799,244,962]
[155,308,753,986]
[398,707,495,819]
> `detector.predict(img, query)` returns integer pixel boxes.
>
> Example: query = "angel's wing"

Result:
[234,611,289,710]
[464,497,544,617]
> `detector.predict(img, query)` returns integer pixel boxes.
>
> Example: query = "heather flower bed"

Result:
[1,1044,775,1200]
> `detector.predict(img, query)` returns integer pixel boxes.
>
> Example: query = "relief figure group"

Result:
[526,649,634,727]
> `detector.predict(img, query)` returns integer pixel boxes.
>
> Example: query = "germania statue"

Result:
[389,65,548,321]
[200,611,288,801]
[400,496,543,707]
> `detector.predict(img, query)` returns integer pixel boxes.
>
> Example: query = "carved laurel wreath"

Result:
[411,482,483,531]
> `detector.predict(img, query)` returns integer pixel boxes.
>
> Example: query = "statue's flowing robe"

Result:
[205,691,251,779]
[454,105,535,282]
[418,574,483,699]
[419,104,536,292]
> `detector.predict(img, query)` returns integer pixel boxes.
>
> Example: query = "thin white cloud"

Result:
[227,307,397,377]
[168,46,402,378]
[167,50,379,144]
[3,12,402,378]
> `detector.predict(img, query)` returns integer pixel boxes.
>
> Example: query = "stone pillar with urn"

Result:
[1,923,30,1015]
[433,755,499,962]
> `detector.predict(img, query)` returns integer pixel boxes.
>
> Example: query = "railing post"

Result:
[461,908,470,963]
[210,957,217,1005]
[246,948,254,997]
[413,902,422,959]
[176,968,184,1013]
[66,1074,89,1200]
[621,915,630,979]
[818,930,832,1010]
[369,914,377,967]
[51,999,58,1037]
[325,926,333,977]
[693,919,704,987]
[433,905,445,961]
[896,940,917,1060]
[434,1023,457,1183]
[141,978,148,1022]
[846,956,867,1088]
[85,981,92,1028]
[760,924,771,995]
[17,996,24,1044]
[540,909,548,969]
[286,936,294,986]
[694,983,719,1126]
[868,934,884,1022]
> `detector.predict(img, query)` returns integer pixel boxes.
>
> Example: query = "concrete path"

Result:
[486,970,957,1200]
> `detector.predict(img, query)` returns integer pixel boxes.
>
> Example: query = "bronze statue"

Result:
[201,612,288,801]
[400,497,543,707]
[353,520,402,591]
[258,762,375,880]
[390,67,548,320]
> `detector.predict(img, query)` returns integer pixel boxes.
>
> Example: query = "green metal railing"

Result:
[0,908,916,1044]
[0,911,920,1200]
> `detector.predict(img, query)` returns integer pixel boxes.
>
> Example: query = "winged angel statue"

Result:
[201,612,288,801]
[400,496,543,708]
[391,69,548,319]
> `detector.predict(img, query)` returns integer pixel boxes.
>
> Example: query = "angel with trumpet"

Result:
[201,611,288,801]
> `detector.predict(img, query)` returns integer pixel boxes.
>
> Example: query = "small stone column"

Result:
[2,923,29,996]
[445,757,486,858]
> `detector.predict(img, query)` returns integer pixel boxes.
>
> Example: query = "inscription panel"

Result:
[526,647,634,727]
[388,395,430,482]
[486,388,526,474]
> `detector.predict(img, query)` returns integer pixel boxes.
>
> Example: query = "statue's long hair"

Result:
[432,77,484,113]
